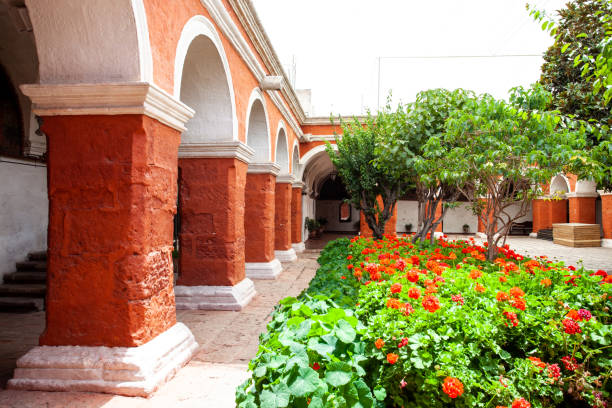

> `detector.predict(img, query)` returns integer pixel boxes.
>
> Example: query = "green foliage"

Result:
[237,236,611,407]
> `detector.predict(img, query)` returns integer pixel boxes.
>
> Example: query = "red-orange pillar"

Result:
[175,144,256,310]
[601,193,612,247]
[244,163,282,279]
[532,198,552,233]
[11,83,198,397]
[360,196,398,237]
[549,199,568,225]
[291,181,305,252]
[568,194,597,224]
[275,175,297,261]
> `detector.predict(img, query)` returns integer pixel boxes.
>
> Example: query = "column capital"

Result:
[20,82,194,132]
[276,174,295,184]
[178,141,255,163]
[292,180,305,189]
[247,162,281,175]
[566,192,599,198]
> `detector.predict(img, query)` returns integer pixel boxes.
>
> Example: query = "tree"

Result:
[326,108,410,240]
[531,0,612,109]
[429,85,590,261]
[377,89,474,243]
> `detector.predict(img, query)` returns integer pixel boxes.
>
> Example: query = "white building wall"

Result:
[302,195,315,241]
[0,158,48,279]
[315,200,359,232]
[396,200,419,233]
[443,202,478,233]
[505,203,533,223]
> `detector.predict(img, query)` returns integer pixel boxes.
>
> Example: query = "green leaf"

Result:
[373,386,387,401]
[324,362,353,387]
[335,319,357,343]
[287,367,320,397]
[260,383,291,408]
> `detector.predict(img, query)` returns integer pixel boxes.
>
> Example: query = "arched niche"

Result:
[291,143,300,175]
[175,16,236,144]
[275,124,289,174]
[550,174,570,195]
[246,89,270,161]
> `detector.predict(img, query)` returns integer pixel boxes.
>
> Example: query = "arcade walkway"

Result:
[0,251,321,408]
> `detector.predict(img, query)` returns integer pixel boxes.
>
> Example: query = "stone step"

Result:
[3,271,47,284]
[16,261,47,272]
[27,251,47,261]
[0,284,46,298]
[0,296,44,313]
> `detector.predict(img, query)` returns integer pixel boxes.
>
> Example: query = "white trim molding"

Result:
[178,141,255,163]
[245,259,282,280]
[131,0,154,82]
[276,174,295,184]
[248,162,280,175]
[8,323,198,397]
[174,278,256,311]
[292,180,305,189]
[20,82,195,132]
[275,248,297,262]
[602,239,612,249]
[566,192,599,198]
[245,87,271,161]
[292,242,305,253]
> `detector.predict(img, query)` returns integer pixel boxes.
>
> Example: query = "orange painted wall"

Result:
[549,199,568,225]
[275,182,292,250]
[532,199,551,232]
[41,115,178,347]
[601,195,612,239]
[178,157,247,286]
[245,173,276,262]
[302,124,343,136]
[291,187,303,243]
[143,0,300,164]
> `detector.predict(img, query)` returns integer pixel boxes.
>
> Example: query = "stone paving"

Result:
[0,234,609,408]
[0,250,320,408]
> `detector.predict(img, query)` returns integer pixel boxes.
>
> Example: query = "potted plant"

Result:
[317,217,328,236]
[405,223,413,233]
[305,217,320,239]
[462,223,470,234]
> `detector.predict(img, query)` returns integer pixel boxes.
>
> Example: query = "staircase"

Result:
[0,251,47,312]
[536,228,554,241]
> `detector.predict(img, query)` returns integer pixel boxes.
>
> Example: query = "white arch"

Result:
[291,140,300,175]
[274,121,289,174]
[174,15,237,141]
[550,174,571,195]
[298,144,337,181]
[27,0,149,84]
[245,88,271,162]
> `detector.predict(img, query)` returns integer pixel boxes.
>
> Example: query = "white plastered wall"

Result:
[315,200,359,232]
[443,203,478,233]
[302,194,315,241]
[396,201,419,232]
[0,159,47,279]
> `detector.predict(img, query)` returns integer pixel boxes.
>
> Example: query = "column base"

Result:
[529,232,538,238]
[7,323,198,397]
[245,259,282,280]
[602,239,612,249]
[476,232,487,239]
[174,278,256,311]
[274,248,297,262]
[292,242,305,253]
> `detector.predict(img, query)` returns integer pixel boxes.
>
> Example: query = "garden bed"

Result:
[236,235,611,408]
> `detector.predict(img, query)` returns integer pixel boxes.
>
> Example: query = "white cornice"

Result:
[566,192,600,198]
[202,0,306,141]
[178,141,255,163]
[303,116,368,125]
[247,161,280,175]
[20,82,194,132]
[292,181,305,189]
[309,135,337,142]
[276,174,295,184]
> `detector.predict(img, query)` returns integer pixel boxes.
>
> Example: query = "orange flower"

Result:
[499,275,508,283]
[448,252,457,260]
[475,283,486,293]
[469,269,483,279]
[375,338,385,349]
[406,269,420,283]
[509,287,525,298]
[390,283,403,294]
[353,270,363,280]
[442,377,464,398]
[425,284,438,294]
[407,287,421,299]
[540,278,552,287]
[511,297,526,311]
[386,298,404,309]
[422,295,440,313]
[496,291,509,302]
[387,353,399,364]
[528,356,546,369]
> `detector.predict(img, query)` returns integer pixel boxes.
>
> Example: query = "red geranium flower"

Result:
[390,283,402,294]
[496,291,510,302]
[510,297,526,311]
[407,287,421,299]
[442,377,464,399]
[451,294,464,305]
[422,295,440,313]
[562,318,582,334]
[509,287,525,298]
[511,397,531,408]
[387,353,399,364]
[375,338,385,349]
[312,362,320,370]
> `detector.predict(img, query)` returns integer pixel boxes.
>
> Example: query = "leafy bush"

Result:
[237,236,611,408]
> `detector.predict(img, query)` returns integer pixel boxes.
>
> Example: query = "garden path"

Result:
[0,250,320,408]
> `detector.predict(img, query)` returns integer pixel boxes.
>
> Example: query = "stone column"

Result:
[175,142,256,310]
[568,193,598,224]
[601,192,612,248]
[244,162,282,279]
[531,198,551,235]
[548,198,568,225]
[274,175,297,262]
[291,181,305,252]
[10,83,198,396]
